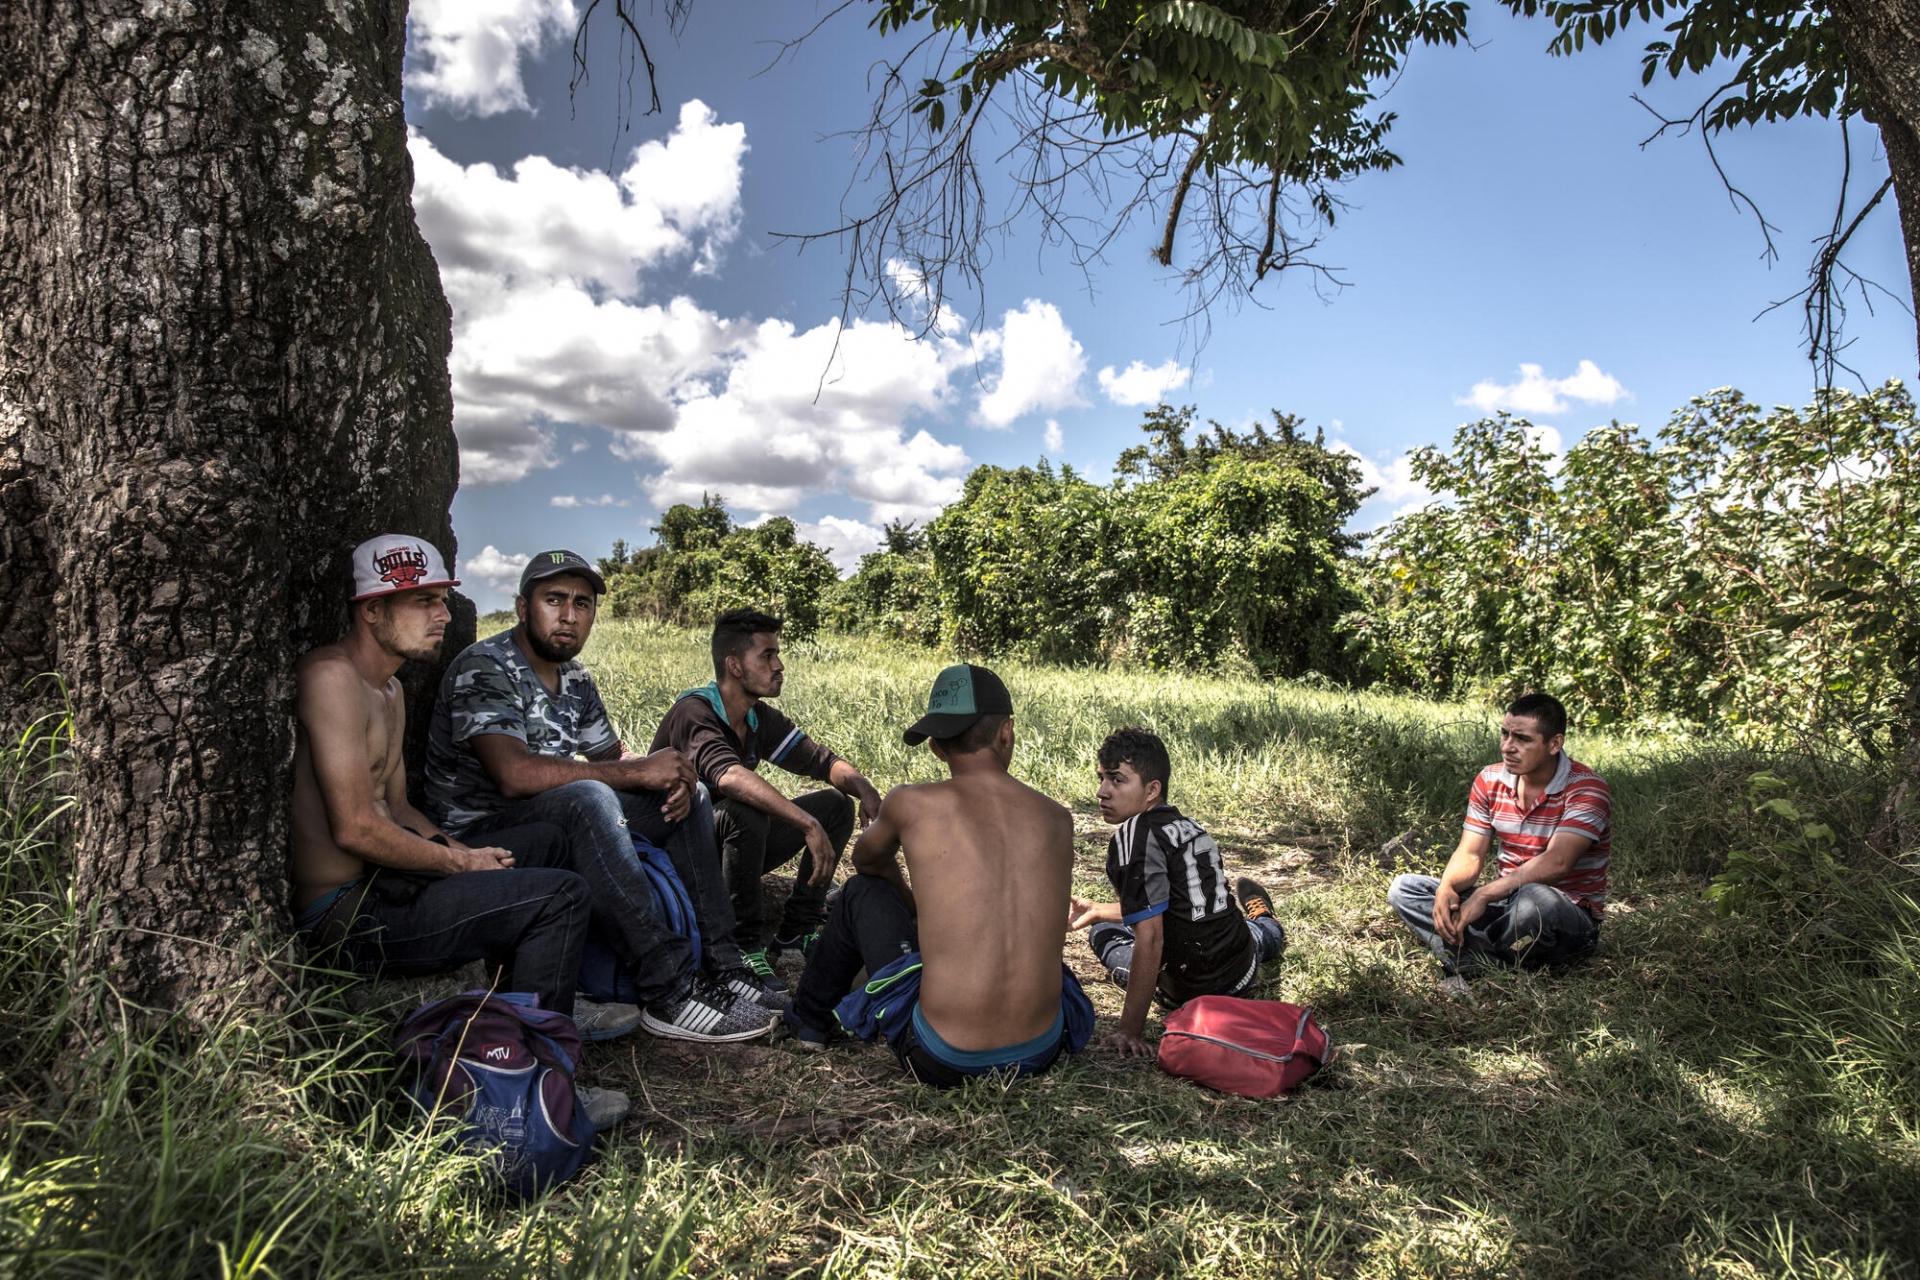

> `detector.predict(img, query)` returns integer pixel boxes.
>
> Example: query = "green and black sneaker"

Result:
[769,929,822,965]
[741,948,789,993]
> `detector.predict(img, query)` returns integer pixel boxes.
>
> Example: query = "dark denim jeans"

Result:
[716,789,856,951]
[1087,915,1286,1001]
[300,821,588,1017]
[463,780,741,1008]
[790,874,919,1033]
[1387,873,1599,976]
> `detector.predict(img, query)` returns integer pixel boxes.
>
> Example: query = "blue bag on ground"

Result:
[394,990,594,1200]
[577,836,701,1006]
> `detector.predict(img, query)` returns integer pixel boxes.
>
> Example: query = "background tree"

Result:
[1,3,465,1023]
[602,498,840,638]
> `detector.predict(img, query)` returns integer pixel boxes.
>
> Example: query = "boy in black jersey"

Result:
[1068,728,1288,1056]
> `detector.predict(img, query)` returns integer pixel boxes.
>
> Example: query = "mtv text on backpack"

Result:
[395,990,595,1200]
[1157,996,1332,1099]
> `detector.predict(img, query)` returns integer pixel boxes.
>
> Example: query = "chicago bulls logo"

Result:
[374,544,429,590]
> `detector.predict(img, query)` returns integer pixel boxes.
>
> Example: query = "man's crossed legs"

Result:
[1387,873,1599,977]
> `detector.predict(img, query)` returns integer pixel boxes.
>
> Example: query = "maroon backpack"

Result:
[1157,996,1332,1098]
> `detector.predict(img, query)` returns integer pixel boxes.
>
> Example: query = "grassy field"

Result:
[4,622,1918,1278]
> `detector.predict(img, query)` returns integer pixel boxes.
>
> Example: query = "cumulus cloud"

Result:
[1333,442,1431,514]
[464,545,531,597]
[408,109,747,486]
[1097,358,1191,407]
[550,493,628,508]
[410,102,745,295]
[409,107,1080,531]
[794,515,886,576]
[407,0,574,117]
[627,316,970,521]
[1457,360,1628,416]
[975,300,1086,428]
[1043,419,1064,453]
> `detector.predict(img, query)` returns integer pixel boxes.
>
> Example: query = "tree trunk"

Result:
[0,1,469,1025]
[1828,0,1920,853]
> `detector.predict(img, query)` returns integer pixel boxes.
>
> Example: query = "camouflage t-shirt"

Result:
[425,629,621,835]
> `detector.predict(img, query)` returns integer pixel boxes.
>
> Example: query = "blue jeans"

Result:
[1387,874,1599,976]
[464,781,741,1007]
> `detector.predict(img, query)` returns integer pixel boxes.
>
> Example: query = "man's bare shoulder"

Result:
[881,779,951,810]
[295,647,390,707]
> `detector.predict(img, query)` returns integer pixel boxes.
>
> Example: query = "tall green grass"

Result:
[2,626,1916,1277]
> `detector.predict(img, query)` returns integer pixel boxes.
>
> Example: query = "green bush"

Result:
[1350,381,1920,753]
[600,497,838,640]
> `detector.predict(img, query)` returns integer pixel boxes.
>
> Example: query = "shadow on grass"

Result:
[576,884,1918,1278]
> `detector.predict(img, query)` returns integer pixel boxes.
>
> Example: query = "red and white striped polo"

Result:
[1464,754,1612,914]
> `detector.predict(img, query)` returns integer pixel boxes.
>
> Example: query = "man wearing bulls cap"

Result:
[290,535,638,1128]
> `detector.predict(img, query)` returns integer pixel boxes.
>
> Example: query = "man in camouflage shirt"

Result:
[425,549,779,1044]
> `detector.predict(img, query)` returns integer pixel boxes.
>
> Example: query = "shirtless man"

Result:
[784,664,1093,1085]
[291,534,642,1068]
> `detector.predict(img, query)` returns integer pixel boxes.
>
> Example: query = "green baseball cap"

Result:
[904,664,1014,745]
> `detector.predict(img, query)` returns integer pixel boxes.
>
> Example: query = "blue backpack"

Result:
[394,990,595,1200]
[576,836,701,1009]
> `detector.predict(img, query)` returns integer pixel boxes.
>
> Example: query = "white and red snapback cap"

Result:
[350,534,460,602]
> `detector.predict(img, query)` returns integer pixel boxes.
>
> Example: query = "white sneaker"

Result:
[641,974,779,1043]
[574,997,643,1041]
[577,1085,630,1131]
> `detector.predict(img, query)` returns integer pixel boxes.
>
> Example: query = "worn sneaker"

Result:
[769,929,821,963]
[720,967,793,1012]
[741,948,790,993]
[641,974,779,1043]
[577,1085,631,1132]
[780,1009,831,1052]
[1237,876,1276,922]
[573,997,644,1042]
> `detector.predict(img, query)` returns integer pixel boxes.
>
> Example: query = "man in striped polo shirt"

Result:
[1388,693,1609,982]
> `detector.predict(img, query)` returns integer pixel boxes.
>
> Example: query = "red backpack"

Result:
[1157,996,1332,1098]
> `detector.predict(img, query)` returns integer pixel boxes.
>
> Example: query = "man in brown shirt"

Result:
[650,608,881,979]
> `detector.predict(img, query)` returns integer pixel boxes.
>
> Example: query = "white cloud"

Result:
[550,493,628,508]
[975,300,1086,428]
[1457,360,1629,416]
[406,0,574,117]
[628,316,970,521]
[1043,419,1064,453]
[463,545,530,597]
[795,515,886,576]
[409,102,745,295]
[408,110,748,486]
[1097,358,1191,407]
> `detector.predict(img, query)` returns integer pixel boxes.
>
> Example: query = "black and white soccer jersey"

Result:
[1105,804,1256,1003]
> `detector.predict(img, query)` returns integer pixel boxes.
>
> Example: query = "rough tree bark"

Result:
[0,1,471,1024]
[1828,0,1920,854]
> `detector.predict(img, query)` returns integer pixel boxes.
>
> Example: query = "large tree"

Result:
[0,2,467,1023]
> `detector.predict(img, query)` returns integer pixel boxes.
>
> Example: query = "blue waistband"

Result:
[294,879,360,933]
[910,1003,1065,1072]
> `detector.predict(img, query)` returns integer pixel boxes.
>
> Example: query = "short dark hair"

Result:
[1506,692,1567,739]
[1098,727,1171,801]
[933,713,1008,755]
[712,608,782,678]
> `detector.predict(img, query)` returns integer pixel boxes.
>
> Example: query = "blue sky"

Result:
[402,2,1917,611]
